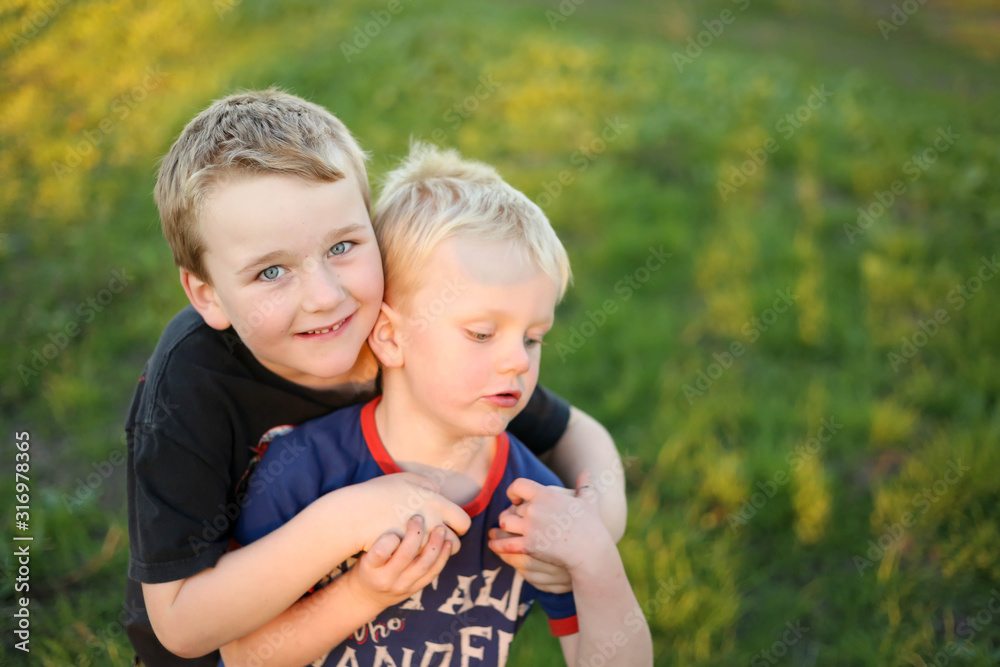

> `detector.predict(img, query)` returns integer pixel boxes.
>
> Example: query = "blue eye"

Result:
[330,241,355,256]
[525,337,544,348]
[260,266,286,281]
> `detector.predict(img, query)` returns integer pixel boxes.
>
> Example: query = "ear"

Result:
[179,267,232,331]
[368,303,405,368]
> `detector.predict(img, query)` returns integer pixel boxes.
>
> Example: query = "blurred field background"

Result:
[2,0,999,664]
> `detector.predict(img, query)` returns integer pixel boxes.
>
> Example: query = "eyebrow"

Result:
[466,310,555,327]
[237,223,368,275]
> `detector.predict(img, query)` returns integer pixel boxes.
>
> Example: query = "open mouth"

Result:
[298,313,353,337]
[484,390,523,407]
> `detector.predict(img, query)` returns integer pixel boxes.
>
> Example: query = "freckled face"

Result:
[198,173,384,388]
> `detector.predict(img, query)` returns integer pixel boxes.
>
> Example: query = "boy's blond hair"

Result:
[155,88,370,282]
[373,143,572,308]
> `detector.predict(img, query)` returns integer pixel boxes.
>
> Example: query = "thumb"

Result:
[574,469,597,503]
[365,532,402,567]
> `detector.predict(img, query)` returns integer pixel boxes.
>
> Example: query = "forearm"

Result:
[565,544,653,667]
[145,487,367,658]
[546,407,627,541]
[220,571,383,667]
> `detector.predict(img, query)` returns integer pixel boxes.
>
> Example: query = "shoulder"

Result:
[503,432,563,489]
[261,402,369,467]
[133,306,246,422]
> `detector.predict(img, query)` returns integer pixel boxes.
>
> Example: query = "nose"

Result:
[300,262,347,313]
[497,337,531,376]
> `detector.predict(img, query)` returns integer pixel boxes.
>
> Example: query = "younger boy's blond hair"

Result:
[373,143,572,309]
[155,88,370,283]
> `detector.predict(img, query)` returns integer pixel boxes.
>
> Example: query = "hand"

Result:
[487,471,614,574]
[345,515,453,610]
[346,473,471,552]
[487,528,573,593]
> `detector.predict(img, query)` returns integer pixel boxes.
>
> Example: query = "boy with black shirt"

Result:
[220,143,653,667]
[126,89,627,664]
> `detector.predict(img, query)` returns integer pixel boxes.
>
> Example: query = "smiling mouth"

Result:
[300,313,352,336]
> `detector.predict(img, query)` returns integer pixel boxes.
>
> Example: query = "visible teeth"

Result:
[306,321,343,335]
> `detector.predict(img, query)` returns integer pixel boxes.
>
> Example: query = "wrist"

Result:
[566,538,620,581]
[322,485,366,553]
[341,568,388,620]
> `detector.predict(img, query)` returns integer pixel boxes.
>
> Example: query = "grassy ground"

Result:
[2,0,999,664]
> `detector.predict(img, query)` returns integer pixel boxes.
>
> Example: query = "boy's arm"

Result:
[556,543,652,667]
[489,473,653,667]
[543,406,627,541]
[220,518,452,667]
[145,474,468,658]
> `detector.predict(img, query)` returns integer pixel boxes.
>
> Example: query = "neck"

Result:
[373,388,496,500]
[286,342,380,393]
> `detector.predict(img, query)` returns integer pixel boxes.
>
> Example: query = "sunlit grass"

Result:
[2,0,999,665]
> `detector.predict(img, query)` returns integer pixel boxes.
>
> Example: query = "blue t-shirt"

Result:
[230,398,577,667]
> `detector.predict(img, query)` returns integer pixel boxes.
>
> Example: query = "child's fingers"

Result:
[383,515,426,573]
[410,534,452,593]
[399,525,448,585]
[574,469,597,502]
[491,549,530,570]
[488,527,519,541]
[506,477,545,506]
[442,526,462,555]
[488,534,529,555]
[365,532,402,567]
[497,510,528,537]
[435,500,472,537]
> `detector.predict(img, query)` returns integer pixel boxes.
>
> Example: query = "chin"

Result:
[467,411,513,438]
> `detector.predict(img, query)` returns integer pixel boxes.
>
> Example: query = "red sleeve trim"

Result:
[359,397,510,519]
[548,615,579,637]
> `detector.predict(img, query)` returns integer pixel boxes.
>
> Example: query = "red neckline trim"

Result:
[360,397,508,518]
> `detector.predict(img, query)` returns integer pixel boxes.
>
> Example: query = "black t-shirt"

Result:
[125,306,571,666]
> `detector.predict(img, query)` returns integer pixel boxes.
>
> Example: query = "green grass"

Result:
[2,0,999,664]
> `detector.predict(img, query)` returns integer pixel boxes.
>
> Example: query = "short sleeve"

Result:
[507,384,571,456]
[234,411,361,547]
[535,588,578,636]
[128,371,239,584]
[235,430,319,546]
